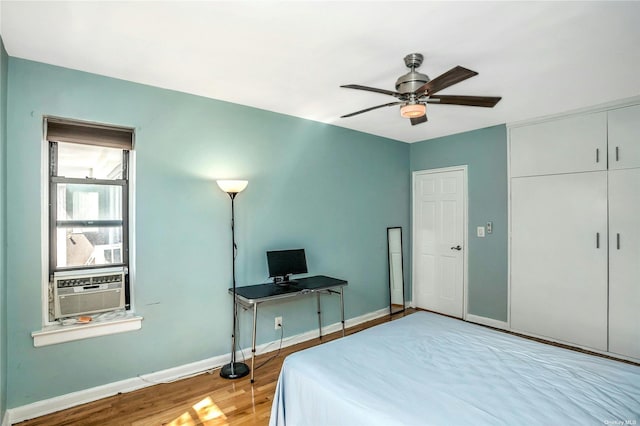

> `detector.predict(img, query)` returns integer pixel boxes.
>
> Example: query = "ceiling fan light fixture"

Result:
[400,103,426,118]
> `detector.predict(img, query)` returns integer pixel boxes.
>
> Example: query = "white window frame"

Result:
[34,117,141,345]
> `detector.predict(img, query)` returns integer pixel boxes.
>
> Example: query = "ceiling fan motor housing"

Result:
[339,52,501,125]
[395,53,430,94]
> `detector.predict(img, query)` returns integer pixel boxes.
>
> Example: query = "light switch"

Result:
[477,226,485,238]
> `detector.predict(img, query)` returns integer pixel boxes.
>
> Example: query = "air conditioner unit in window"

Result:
[53,267,125,320]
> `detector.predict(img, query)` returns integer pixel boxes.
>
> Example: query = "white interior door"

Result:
[608,168,640,359]
[510,171,608,351]
[413,168,465,318]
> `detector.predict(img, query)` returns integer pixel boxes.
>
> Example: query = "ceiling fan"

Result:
[340,53,501,126]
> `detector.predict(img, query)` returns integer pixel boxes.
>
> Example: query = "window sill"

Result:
[32,313,143,347]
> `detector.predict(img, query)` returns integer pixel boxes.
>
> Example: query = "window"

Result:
[46,117,134,322]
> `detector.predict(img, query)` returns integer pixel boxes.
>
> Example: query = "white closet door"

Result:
[608,168,640,359]
[511,172,608,350]
[510,112,606,177]
[608,104,640,170]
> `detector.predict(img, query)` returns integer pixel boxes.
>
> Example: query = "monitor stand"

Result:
[274,276,298,286]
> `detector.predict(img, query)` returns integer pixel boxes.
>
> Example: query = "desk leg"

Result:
[340,287,345,337]
[316,293,322,341]
[251,302,257,383]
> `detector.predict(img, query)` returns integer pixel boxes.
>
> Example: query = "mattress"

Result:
[270,311,640,425]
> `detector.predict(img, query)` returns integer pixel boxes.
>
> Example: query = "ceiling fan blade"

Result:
[341,102,403,118]
[341,84,403,98]
[427,95,502,108]
[415,66,478,96]
[410,115,428,126]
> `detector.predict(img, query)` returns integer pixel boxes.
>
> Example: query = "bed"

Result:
[270,311,640,425]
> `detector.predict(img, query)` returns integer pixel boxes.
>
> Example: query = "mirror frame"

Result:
[387,226,405,316]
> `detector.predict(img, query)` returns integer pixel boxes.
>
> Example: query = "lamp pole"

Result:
[217,180,250,380]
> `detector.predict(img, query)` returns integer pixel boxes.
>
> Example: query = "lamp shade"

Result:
[217,180,248,194]
[400,103,426,118]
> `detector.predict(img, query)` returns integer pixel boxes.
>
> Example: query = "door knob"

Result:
[450,245,462,251]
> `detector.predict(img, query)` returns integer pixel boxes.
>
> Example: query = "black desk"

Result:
[231,275,347,382]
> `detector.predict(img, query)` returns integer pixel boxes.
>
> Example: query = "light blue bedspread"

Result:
[269,311,640,426]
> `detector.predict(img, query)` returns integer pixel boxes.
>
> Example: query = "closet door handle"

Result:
[596,148,599,163]
[596,232,600,249]
[615,146,620,162]
[617,233,620,250]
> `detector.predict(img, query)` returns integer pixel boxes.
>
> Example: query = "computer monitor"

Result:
[266,249,308,284]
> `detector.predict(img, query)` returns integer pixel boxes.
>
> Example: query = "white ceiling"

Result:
[1,1,639,143]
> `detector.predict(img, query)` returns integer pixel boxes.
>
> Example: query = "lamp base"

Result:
[220,362,250,379]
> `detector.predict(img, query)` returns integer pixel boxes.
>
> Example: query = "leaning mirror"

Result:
[387,227,405,315]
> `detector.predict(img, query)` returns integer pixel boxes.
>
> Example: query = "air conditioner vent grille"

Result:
[53,270,125,319]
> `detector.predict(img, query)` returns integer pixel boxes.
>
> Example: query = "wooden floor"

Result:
[17,308,636,426]
[18,310,414,426]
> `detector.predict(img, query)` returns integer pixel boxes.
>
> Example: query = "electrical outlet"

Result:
[275,316,282,330]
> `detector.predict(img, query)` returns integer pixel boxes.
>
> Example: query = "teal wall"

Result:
[410,125,508,322]
[0,36,8,420]
[5,58,410,407]
[2,52,509,411]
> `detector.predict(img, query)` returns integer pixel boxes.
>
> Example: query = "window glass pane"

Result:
[57,142,123,179]
[56,183,122,221]
[56,227,123,268]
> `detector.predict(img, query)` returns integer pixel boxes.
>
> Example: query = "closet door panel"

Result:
[608,168,640,359]
[510,112,606,177]
[608,105,640,170]
[511,172,608,350]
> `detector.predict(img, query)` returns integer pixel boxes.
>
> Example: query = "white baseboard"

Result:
[465,313,509,331]
[404,303,509,332]
[509,327,640,364]
[260,307,389,353]
[7,307,389,425]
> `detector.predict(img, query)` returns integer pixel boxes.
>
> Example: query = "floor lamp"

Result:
[217,179,250,379]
